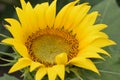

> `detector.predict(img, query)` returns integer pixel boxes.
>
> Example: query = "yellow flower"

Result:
[2,0,115,80]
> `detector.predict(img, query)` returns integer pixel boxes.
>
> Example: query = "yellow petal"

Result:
[55,52,68,65]
[64,3,91,30]
[75,24,108,41]
[2,38,30,58]
[74,11,99,35]
[71,4,91,30]
[78,51,104,60]
[4,19,25,42]
[15,7,24,24]
[78,32,109,49]
[34,2,48,29]
[48,67,57,80]
[9,58,32,73]
[20,0,26,9]
[2,38,16,45]
[84,11,99,26]
[45,0,56,28]
[91,38,116,48]
[30,62,43,72]
[54,0,79,28]
[79,45,111,57]
[69,58,99,74]
[35,68,47,80]
[15,8,32,36]
[46,65,65,80]
[14,43,30,58]
[25,2,37,27]
[79,24,107,36]
[97,48,111,57]
[4,19,21,29]
[16,2,39,36]
[93,24,107,31]
[24,2,39,33]
[54,65,65,80]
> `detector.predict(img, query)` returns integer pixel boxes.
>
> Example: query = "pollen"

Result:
[25,28,79,66]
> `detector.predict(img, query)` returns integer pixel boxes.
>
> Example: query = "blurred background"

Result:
[0,0,120,80]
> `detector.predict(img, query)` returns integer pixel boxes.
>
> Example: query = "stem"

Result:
[70,68,83,80]
[0,34,9,38]
[100,70,120,75]
[0,57,15,62]
[0,51,15,57]
[0,63,13,66]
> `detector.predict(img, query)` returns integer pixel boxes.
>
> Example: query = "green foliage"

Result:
[91,0,120,80]
[0,74,19,80]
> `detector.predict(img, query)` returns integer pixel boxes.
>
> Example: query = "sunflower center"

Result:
[25,28,79,66]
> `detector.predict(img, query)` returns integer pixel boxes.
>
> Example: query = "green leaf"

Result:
[90,0,120,80]
[0,74,19,80]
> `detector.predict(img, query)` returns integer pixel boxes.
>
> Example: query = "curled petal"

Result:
[55,52,68,65]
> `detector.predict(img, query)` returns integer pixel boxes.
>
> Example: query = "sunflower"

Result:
[2,0,115,80]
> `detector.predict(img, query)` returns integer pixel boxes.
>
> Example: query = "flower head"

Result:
[2,0,115,80]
